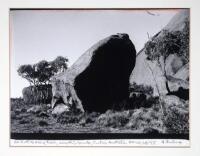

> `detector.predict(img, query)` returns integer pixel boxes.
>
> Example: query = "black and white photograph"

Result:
[10,8,190,146]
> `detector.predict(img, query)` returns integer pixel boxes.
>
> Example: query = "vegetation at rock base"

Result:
[129,82,154,96]
[163,100,189,134]
[11,93,189,134]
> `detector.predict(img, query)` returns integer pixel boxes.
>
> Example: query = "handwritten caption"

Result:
[11,139,189,147]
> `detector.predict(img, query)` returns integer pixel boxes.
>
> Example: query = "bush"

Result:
[10,98,25,111]
[38,120,49,126]
[96,110,131,128]
[144,22,189,64]
[129,82,154,96]
[56,111,101,125]
[126,107,166,133]
[19,119,31,124]
[82,112,101,124]
[128,83,159,109]
[95,108,166,133]
[57,111,84,124]
[164,105,189,134]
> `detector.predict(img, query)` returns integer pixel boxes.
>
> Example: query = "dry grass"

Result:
[11,96,189,134]
[96,105,166,133]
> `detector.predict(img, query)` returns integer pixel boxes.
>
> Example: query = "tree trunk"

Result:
[163,58,171,94]
[145,60,166,116]
[165,78,171,94]
[144,60,161,96]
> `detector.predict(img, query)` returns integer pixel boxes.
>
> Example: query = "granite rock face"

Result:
[51,33,136,112]
[130,10,189,96]
[22,85,52,104]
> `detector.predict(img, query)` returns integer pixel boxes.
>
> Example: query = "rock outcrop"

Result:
[52,104,70,116]
[51,33,136,112]
[130,9,189,96]
[22,85,52,104]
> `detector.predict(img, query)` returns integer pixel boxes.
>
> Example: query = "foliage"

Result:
[145,30,180,62]
[57,111,84,124]
[38,120,49,126]
[144,21,189,94]
[96,110,130,128]
[50,56,68,74]
[129,82,153,95]
[17,64,38,86]
[145,21,189,63]
[127,82,158,110]
[36,60,53,85]
[95,107,166,133]
[179,20,189,63]
[17,56,68,86]
[164,105,189,134]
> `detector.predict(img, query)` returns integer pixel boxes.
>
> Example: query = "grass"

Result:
[10,96,189,134]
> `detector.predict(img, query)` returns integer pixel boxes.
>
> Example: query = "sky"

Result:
[10,9,179,98]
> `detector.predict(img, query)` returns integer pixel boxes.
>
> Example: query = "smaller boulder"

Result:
[52,104,69,116]
[161,95,186,107]
[27,105,42,114]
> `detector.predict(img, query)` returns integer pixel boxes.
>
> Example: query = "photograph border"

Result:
[9,8,190,147]
[1,0,200,155]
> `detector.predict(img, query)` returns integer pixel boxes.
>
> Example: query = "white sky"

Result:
[10,9,179,97]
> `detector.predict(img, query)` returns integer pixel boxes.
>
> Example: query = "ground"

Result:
[10,97,189,134]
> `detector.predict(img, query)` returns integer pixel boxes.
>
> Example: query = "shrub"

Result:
[10,98,25,111]
[129,82,154,96]
[38,120,49,126]
[95,107,166,133]
[19,119,31,124]
[164,105,189,134]
[126,107,166,133]
[57,112,84,124]
[128,83,159,109]
[83,112,101,124]
[96,110,130,128]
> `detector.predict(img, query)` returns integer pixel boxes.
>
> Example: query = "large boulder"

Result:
[22,85,52,104]
[51,33,136,112]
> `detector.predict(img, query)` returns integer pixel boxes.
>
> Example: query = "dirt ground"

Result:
[10,99,135,133]
[10,98,189,134]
